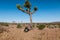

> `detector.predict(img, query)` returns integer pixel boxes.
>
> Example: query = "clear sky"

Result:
[0,0,60,23]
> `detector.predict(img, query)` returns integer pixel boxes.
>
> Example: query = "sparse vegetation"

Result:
[0,27,3,33]
[4,23,9,26]
[0,23,9,26]
[58,24,60,28]
[48,25,55,29]
[37,25,45,30]
[32,24,35,28]
[37,23,40,25]
[0,23,9,33]
[17,24,22,28]
[0,26,8,33]
[0,22,60,40]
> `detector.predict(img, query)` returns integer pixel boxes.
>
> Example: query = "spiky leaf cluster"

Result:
[24,0,31,8]
[34,7,37,11]
[16,0,37,14]
[16,4,21,10]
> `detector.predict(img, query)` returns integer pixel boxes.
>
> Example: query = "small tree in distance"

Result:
[16,0,37,29]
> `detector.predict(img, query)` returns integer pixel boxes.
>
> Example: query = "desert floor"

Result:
[0,25,60,40]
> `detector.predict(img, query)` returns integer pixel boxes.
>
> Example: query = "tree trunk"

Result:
[29,12,32,29]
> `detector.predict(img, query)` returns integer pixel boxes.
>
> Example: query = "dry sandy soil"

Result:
[0,25,60,40]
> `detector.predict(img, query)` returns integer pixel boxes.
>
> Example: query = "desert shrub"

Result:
[32,24,35,28]
[17,24,22,28]
[0,26,8,33]
[0,23,9,26]
[58,25,60,28]
[37,23,39,25]
[0,27,3,33]
[3,23,9,26]
[48,25,55,29]
[37,25,45,30]
[55,26,57,28]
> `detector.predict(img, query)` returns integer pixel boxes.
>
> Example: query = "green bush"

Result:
[17,24,22,28]
[37,25,45,30]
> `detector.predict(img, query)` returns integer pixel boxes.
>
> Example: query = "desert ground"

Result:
[0,23,60,40]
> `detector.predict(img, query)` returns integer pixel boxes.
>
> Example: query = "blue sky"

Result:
[0,0,60,23]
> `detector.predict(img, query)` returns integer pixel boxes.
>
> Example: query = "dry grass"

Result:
[0,23,60,40]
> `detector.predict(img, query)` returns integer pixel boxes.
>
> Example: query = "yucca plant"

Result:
[24,0,31,8]
[16,0,37,29]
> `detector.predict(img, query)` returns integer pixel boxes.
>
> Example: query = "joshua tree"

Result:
[16,0,37,29]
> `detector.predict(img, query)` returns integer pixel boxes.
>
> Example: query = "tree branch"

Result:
[19,8,31,15]
[31,11,35,14]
